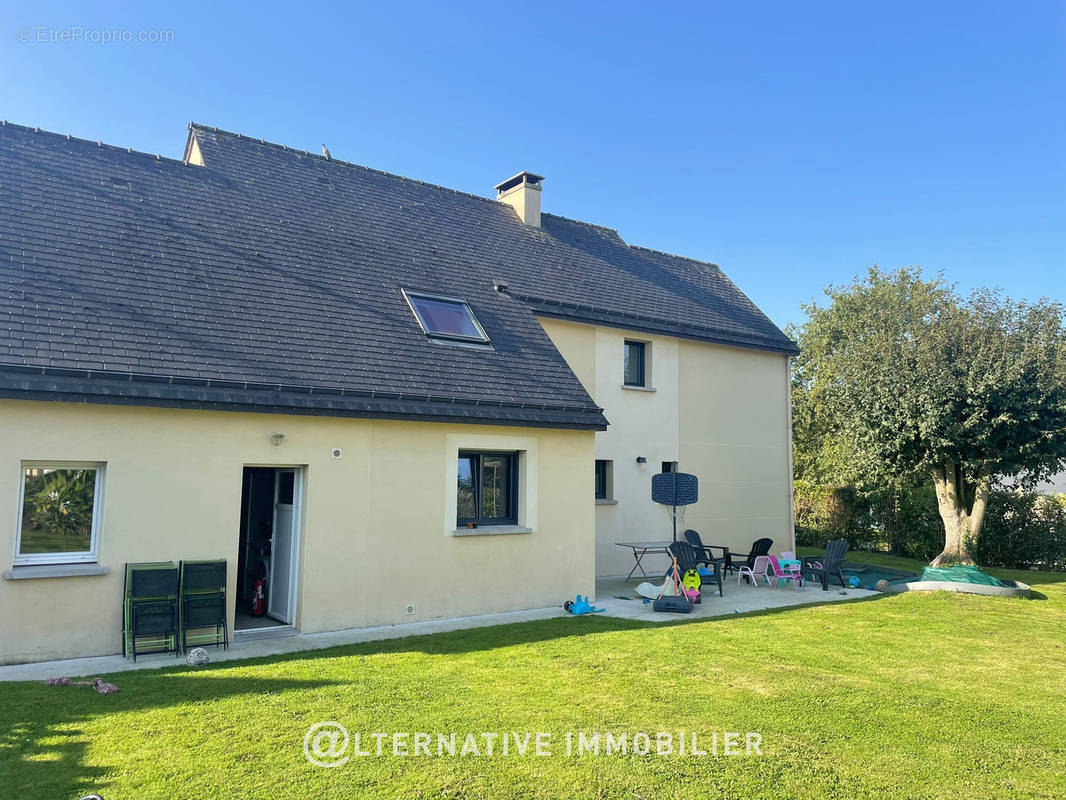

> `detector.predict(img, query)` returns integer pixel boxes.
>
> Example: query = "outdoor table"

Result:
[615,541,675,580]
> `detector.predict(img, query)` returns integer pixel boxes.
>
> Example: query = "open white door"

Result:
[267,469,299,624]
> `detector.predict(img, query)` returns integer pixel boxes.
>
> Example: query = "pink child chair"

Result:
[767,555,803,590]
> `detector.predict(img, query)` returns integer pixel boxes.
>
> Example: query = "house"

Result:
[0,121,798,664]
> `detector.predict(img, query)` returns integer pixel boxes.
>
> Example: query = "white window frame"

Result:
[13,461,105,566]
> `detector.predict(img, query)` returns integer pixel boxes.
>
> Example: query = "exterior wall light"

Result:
[635,456,647,464]
[270,433,286,447]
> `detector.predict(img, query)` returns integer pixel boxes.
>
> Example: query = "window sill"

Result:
[452,525,532,537]
[4,563,110,581]
[595,498,619,505]
[621,384,657,393]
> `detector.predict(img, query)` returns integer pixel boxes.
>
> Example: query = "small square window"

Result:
[16,463,104,565]
[595,459,614,500]
[624,340,647,386]
[458,451,517,525]
[662,461,677,474]
[404,289,489,343]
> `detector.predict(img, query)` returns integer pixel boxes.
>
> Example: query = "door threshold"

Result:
[234,624,297,641]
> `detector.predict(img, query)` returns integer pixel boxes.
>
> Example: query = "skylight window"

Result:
[403,290,489,344]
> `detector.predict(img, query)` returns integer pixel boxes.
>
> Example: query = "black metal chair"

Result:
[683,529,733,575]
[680,531,726,596]
[802,538,850,591]
[179,560,228,653]
[123,563,179,661]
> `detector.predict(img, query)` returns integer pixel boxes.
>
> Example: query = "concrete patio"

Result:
[591,574,877,622]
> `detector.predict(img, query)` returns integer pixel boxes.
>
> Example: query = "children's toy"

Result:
[652,556,693,614]
[682,568,702,604]
[563,595,605,615]
[635,563,684,600]
[847,575,861,588]
[654,594,692,613]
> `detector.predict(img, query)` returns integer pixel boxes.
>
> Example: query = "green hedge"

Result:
[793,481,869,548]
[795,480,1066,570]
[976,491,1066,570]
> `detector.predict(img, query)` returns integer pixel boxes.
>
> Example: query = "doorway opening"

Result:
[235,466,302,632]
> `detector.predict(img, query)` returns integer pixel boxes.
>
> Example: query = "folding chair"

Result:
[179,560,228,653]
[123,562,179,661]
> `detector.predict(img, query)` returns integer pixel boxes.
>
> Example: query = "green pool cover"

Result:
[919,564,1006,587]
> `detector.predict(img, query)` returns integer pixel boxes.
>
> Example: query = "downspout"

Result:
[785,356,796,552]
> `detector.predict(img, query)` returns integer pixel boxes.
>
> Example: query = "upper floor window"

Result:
[661,461,677,474]
[403,289,489,344]
[623,340,647,386]
[15,463,104,565]
[458,451,517,525]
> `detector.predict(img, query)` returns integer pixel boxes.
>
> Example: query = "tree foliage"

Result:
[792,267,1066,565]
[23,468,95,538]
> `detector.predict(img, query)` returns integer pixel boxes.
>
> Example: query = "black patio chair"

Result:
[683,529,733,574]
[179,560,228,653]
[681,531,726,596]
[801,538,850,591]
[669,540,723,599]
[123,563,180,661]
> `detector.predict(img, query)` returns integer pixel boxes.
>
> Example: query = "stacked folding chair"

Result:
[123,562,180,661]
[179,560,228,653]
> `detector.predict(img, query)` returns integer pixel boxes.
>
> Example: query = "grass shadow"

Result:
[0,675,340,798]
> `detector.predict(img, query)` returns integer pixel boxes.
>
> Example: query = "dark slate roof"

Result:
[0,120,795,429]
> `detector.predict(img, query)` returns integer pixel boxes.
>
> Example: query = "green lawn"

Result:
[2,554,1064,799]
[17,527,91,554]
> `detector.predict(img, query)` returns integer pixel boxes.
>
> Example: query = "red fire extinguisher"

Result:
[251,579,266,616]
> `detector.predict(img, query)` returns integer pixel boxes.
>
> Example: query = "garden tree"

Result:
[792,267,1066,566]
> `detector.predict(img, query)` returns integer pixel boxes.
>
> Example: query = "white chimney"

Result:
[494,171,544,227]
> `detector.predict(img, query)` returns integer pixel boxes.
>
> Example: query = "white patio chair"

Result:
[738,555,770,587]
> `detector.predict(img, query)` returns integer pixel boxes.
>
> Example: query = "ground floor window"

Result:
[595,459,614,500]
[15,463,104,565]
[457,451,518,525]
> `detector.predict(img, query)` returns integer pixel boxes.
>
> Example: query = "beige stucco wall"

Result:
[677,341,794,559]
[0,400,595,664]
[540,317,794,578]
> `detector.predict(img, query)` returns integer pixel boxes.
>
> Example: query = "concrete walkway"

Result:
[1,579,877,682]
[0,605,564,682]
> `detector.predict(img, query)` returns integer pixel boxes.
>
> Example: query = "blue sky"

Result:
[2,0,1063,328]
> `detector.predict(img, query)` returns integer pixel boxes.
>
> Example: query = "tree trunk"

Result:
[930,459,991,567]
